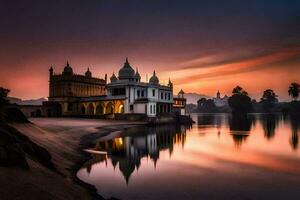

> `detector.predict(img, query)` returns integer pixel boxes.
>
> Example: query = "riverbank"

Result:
[9,118,145,200]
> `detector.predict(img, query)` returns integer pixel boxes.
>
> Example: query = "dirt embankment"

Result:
[1,118,143,200]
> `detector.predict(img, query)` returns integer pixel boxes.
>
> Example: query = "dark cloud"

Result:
[0,0,300,98]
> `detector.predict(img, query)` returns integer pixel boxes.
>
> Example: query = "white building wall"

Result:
[147,87,158,101]
[134,103,147,114]
[158,90,173,103]
[147,102,156,117]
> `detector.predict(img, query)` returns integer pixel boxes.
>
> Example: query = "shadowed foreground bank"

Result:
[0,117,143,200]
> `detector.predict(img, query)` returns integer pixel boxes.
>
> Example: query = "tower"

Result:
[49,66,53,77]
[217,90,221,99]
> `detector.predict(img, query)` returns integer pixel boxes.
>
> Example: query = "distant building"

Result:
[44,58,185,118]
[173,89,186,115]
[213,90,228,107]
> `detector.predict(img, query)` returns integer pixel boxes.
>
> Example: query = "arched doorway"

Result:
[87,103,95,115]
[105,102,113,114]
[96,104,104,115]
[118,104,124,114]
[80,105,86,115]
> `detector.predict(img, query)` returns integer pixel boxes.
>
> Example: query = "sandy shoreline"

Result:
[11,118,145,200]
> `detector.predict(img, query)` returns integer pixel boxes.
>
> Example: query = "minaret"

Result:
[217,90,221,99]
[49,66,53,78]
[49,66,54,98]
[105,73,107,83]
[168,78,173,88]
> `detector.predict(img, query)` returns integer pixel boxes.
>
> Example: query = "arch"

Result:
[118,104,124,114]
[96,104,104,115]
[87,103,95,115]
[80,104,86,115]
[105,102,113,114]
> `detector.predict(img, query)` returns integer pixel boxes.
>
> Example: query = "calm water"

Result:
[77,114,300,200]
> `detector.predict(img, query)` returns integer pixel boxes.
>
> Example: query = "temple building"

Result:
[107,58,173,116]
[47,61,107,115]
[44,58,184,118]
[213,90,229,107]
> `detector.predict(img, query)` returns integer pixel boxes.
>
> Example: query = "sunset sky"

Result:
[0,0,299,101]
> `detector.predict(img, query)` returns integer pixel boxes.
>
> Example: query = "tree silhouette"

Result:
[197,98,218,112]
[260,89,278,112]
[228,86,252,114]
[232,86,248,96]
[288,82,300,101]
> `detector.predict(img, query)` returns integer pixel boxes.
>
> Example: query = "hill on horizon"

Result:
[7,97,47,106]
[184,93,212,104]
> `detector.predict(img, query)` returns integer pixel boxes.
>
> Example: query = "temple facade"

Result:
[44,58,185,118]
[107,58,173,117]
[213,90,229,107]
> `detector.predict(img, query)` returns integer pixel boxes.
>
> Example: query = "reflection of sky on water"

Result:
[77,114,300,200]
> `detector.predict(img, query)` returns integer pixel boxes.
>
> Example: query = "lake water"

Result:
[77,113,300,200]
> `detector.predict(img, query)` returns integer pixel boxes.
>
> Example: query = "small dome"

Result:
[178,89,184,95]
[85,68,92,78]
[110,73,118,82]
[118,58,135,79]
[149,70,159,84]
[63,61,73,75]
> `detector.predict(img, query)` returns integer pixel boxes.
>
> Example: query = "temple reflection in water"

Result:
[77,113,300,200]
[82,125,189,183]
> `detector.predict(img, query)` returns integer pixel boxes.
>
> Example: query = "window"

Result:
[130,105,133,111]
[137,90,140,97]
[152,89,155,97]
[141,90,144,97]
[112,88,125,96]
[150,105,152,113]
[165,93,167,99]
[161,92,163,99]
[168,93,171,100]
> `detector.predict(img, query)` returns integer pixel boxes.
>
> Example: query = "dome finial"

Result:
[149,70,159,84]
[63,60,73,75]
[119,58,135,80]
[85,67,92,77]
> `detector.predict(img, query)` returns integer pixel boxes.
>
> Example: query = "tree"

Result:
[0,87,10,122]
[232,86,248,96]
[260,89,278,112]
[228,86,252,114]
[197,98,218,113]
[288,82,300,101]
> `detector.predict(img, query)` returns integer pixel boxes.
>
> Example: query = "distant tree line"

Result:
[192,82,300,115]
